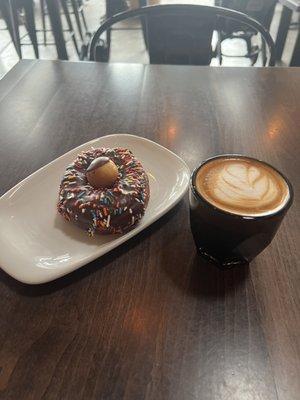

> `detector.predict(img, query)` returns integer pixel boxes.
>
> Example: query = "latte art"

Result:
[215,163,279,206]
[196,157,290,216]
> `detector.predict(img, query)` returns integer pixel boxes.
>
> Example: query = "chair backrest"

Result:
[145,11,215,65]
[105,0,128,18]
[90,4,276,66]
[216,0,277,29]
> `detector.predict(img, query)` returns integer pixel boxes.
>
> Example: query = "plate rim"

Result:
[0,134,190,284]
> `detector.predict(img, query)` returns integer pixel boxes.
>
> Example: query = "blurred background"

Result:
[0,0,299,78]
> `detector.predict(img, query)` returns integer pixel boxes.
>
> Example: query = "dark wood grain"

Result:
[0,60,299,400]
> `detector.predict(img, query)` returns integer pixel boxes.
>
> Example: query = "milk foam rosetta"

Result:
[196,157,290,216]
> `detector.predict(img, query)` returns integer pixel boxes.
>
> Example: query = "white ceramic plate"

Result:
[0,134,190,284]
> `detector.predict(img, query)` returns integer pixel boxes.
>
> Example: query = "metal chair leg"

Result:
[216,31,223,65]
[40,0,47,45]
[23,0,39,58]
[290,32,300,66]
[245,35,252,56]
[275,5,292,61]
[70,0,84,40]
[2,0,22,58]
[77,0,88,32]
[45,0,68,59]
[60,0,80,56]
[261,36,267,66]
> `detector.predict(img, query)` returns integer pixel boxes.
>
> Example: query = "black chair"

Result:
[105,0,128,18]
[0,0,39,58]
[89,4,275,66]
[100,0,147,61]
[102,0,129,61]
[216,0,277,65]
[39,0,80,56]
[39,0,89,51]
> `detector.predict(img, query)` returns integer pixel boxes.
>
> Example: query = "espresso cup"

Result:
[189,155,294,268]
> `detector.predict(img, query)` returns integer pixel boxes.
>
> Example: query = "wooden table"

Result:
[275,0,300,66]
[0,60,299,400]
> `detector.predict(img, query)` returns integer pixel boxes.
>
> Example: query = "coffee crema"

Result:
[195,157,290,217]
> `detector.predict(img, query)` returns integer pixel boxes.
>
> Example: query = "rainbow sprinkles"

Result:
[57,147,150,235]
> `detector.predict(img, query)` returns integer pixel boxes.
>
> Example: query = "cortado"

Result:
[195,156,290,217]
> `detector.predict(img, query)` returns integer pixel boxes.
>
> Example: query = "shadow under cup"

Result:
[189,155,294,268]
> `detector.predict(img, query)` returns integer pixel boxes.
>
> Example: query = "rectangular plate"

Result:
[0,134,190,284]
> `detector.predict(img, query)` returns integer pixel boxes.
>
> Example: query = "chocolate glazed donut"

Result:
[57,147,150,235]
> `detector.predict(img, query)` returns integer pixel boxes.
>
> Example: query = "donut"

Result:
[57,147,150,235]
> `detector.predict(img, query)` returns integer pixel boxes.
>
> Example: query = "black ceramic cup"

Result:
[189,155,294,268]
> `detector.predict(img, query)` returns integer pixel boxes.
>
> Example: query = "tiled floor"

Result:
[0,0,298,79]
